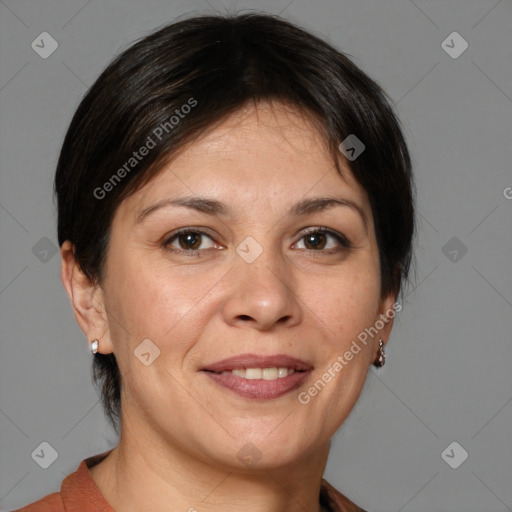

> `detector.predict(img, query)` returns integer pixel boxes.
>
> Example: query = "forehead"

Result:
[180,101,337,170]
[118,101,370,220]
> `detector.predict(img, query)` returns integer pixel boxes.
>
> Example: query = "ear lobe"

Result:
[60,240,113,353]
[375,290,399,345]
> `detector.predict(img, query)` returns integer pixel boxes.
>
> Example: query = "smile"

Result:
[201,353,313,399]
[217,367,296,380]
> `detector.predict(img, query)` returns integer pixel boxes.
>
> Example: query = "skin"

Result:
[60,100,396,512]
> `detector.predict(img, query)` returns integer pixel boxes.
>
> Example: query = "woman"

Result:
[15,11,415,512]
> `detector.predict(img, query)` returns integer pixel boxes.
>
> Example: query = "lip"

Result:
[201,353,313,400]
[201,353,313,373]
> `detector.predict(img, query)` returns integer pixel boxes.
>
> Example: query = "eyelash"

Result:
[162,227,352,257]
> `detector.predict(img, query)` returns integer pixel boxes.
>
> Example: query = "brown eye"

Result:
[303,233,328,250]
[163,229,217,254]
[295,228,351,252]
[177,232,202,250]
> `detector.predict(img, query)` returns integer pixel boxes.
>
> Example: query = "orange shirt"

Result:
[12,450,366,512]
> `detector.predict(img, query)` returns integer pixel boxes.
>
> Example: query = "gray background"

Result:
[1,0,511,510]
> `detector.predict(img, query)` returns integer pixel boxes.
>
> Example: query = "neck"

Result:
[90,420,331,512]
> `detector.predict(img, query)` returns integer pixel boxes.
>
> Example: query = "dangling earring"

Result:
[90,339,99,354]
[374,338,386,367]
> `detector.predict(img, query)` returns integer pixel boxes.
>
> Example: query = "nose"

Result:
[221,250,303,332]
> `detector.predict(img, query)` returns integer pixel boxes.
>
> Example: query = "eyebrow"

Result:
[135,196,368,231]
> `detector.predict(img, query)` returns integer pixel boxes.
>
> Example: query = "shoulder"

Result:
[10,492,65,512]
[10,449,114,512]
[320,478,367,512]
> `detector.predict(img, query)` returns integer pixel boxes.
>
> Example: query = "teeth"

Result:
[245,368,262,379]
[262,368,278,380]
[278,367,288,378]
[221,367,295,380]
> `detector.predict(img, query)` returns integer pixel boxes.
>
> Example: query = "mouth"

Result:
[201,353,313,399]
[208,367,298,380]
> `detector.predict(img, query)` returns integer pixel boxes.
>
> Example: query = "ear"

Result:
[60,240,114,354]
[373,290,400,361]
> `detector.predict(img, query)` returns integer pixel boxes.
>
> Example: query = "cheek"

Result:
[309,262,381,343]
[108,257,219,353]
[301,268,380,428]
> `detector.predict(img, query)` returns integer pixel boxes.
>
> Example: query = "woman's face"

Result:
[91,101,396,469]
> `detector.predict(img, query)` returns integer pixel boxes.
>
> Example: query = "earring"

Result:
[374,338,386,367]
[90,339,99,354]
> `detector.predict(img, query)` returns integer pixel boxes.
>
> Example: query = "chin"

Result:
[210,432,318,471]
